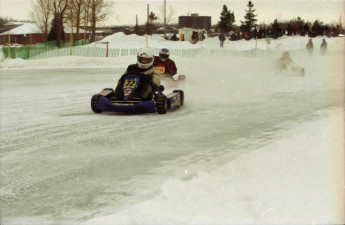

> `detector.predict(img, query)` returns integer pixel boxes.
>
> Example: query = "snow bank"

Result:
[1,34,343,70]
[93,32,201,49]
[85,109,344,225]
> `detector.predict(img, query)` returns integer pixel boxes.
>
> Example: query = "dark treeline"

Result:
[215,1,343,41]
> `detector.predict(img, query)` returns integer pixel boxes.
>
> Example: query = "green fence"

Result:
[1,39,90,60]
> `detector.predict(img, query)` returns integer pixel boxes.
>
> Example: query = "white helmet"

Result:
[137,48,154,69]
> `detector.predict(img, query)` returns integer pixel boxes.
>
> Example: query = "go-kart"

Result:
[91,73,184,114]
[279,65,305,76]
[276,58,305,76]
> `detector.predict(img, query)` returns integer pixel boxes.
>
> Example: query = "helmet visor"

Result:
[137,56,153,64]
[159,53,169,59]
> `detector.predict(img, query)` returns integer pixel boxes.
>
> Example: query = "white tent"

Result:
[178,27,198,43]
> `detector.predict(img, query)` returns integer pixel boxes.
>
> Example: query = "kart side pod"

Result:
[91,88,184,114]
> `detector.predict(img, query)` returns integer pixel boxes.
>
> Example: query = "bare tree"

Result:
[51,0,70,47]
[159,4,176,27]
[68,0,84,37]
[81,0,92,40]
[158,3,176,38]
[52,0,70,22]
[30,0,114,44]
[30,0,54,41]
[88,0,113,42]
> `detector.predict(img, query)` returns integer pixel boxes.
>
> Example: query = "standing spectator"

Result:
[304,23,310,36]
[287,24,293,36]
[306,38,313,55]
[320,39,327,55]
[219,33,225,47]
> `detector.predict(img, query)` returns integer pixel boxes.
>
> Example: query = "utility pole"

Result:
[147,4,149,34]
[8,34,11,59]
[57,12,62,48]
[70,12,73,55]
[164,0,167,38]
[146,4,149,47]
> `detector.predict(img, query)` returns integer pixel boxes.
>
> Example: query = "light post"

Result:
[8,34,11,59]
[70,13,74,56]
[97,41,110,57]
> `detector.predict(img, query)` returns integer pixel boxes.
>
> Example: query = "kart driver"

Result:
[277,51,305,76]
[278,51,293,70]
[114,48,163,98]
[153,48,177,77]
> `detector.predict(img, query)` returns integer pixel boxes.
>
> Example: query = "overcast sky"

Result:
[1,0,344,26]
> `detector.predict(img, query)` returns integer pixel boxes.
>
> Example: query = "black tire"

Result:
[173,90,184,106]
[156,94,168,114]
[91,94,102,113]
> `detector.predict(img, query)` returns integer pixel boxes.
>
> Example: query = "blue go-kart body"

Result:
[91,74,184,114]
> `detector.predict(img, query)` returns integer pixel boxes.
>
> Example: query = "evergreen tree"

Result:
[271,19,282,38]
[217,4,235,34]
[295,17,305,34]
[240,1,257,33]
[145,11,158,35]
[311,19,324,36]
[47,13,65,48]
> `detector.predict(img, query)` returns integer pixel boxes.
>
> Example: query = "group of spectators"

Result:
[219,24,341,43]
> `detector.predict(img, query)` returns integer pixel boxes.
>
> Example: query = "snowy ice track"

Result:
[0,57,343,223]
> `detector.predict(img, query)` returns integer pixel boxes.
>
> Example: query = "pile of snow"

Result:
[85,109,344,225]
[202,35,345,51]
[1,33,344,70]
[92,32,201,49]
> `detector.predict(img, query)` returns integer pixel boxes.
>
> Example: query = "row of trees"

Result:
[136,3,177,37]
[217,1,343,39]
[30,0,113,47]
[217,1,257,35]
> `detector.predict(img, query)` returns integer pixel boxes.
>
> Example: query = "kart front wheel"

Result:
[156,94,168,114]
[91,94,102,113]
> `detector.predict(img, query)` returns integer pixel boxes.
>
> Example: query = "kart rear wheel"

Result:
[91,94,102,113]
[156,94,168,114]
[173,90,184,106]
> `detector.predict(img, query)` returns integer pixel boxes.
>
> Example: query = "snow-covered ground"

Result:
[0,34,344,225]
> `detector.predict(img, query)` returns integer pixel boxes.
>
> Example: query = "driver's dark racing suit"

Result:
[153,56,177,76]
[114,64,161,100]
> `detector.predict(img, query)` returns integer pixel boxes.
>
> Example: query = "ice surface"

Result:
[0,34,344,224]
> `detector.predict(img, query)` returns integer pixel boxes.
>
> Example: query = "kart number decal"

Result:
[124,79,137,88]
[155,66,165,75]
[124,87,132,96]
